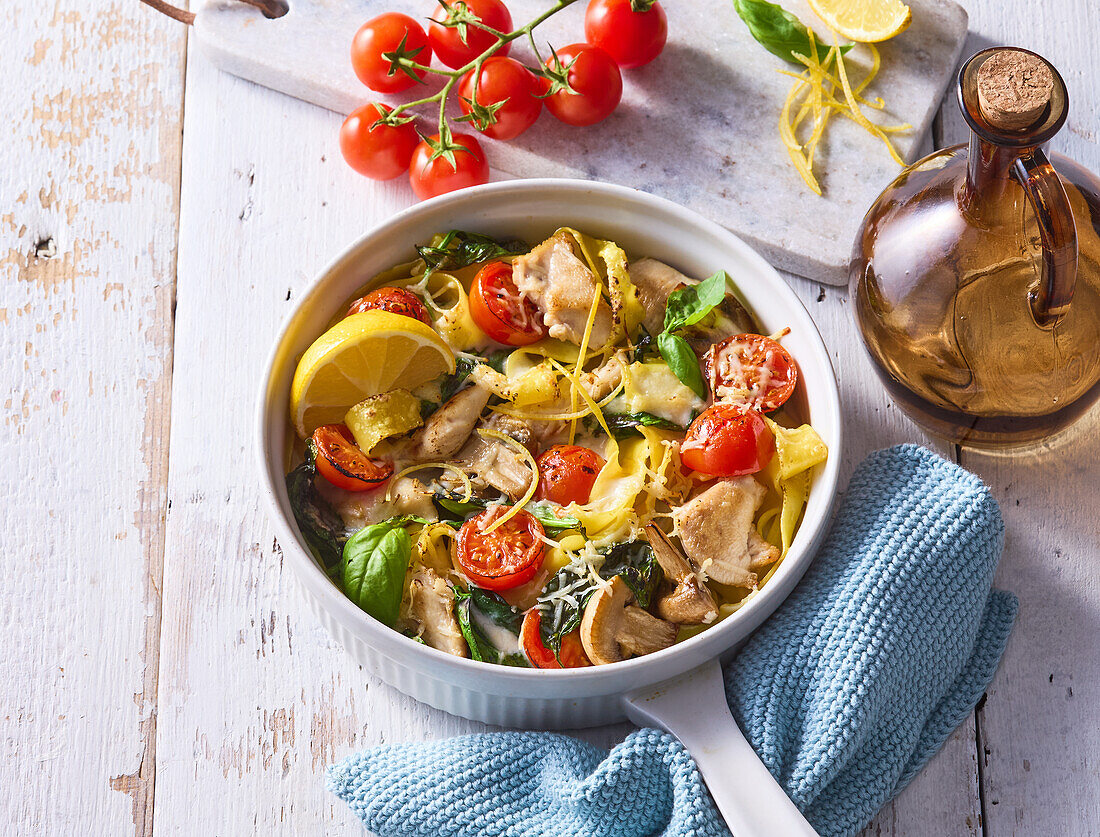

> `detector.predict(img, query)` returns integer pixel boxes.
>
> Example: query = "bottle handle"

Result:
[1012,148,1078,326]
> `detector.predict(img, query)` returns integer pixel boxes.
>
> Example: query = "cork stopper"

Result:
[977,49,1054,130]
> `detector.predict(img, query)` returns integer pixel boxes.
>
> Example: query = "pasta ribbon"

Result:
[757,418,829,556]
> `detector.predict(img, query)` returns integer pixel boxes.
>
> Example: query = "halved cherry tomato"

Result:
[584,0,668,69]
[339,103,420,181]
[535,445,605,505]
[408,132,490,200]
[351,13,433,94]
[457,507,546,591]
[429,0,513,69]
[520,608,592,668]
[469,260,547,346]
[347,287,431,324]
[312,424,394,491]
[543,43,623,127]
[704,334,798,413]
[458,56,542,141]
[680,404,774,477]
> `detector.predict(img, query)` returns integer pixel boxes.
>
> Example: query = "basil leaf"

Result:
[417,230,527,282]
[604,411,685,439]
[663,271,729,334]
[285,442,345,576]
[657,332,707,399]
[469,586,523,632]
[733,0,851,65]
[340,521,411,627]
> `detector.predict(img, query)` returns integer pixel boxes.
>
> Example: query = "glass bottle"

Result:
[850,47,1100,449]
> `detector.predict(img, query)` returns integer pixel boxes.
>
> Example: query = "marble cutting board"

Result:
[194,0,968,285]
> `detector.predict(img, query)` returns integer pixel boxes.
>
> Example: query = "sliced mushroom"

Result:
[580,576,678,665]
[406,383,490,461]
[404,567,468,658]
[644,523,718,625]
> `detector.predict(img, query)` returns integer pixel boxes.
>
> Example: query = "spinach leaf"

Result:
[537,570,590,655]
[439,355,479,403]
[469,586,523,632]
[340,520,412,627]
[417,230,527,282]
[601,541,663,608]
[434,491,488,521]
[604,411,686,439]
[538,539,663,653]
[453,586,530,666]
[483,349,510,374]
[285,442,345,576]
[438,349,510,404]
[633,323,660,362]
[658,331,707,399]
[663,271,729,334]
[733,0,851,65]
[528,501,585,535]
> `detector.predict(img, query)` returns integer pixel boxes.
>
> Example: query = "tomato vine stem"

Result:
[377,0,580,161]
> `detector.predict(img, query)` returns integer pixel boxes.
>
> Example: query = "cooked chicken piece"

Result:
[579,352,625,401]
[406,383,490,461]
[318,476,435,531]
[644,523,718,625]
[449,432,535,500]
[512,231,612,346]
[671,477,780,589]
[403,567,468,658]
[629,258,689,335]
[483,413,535,452]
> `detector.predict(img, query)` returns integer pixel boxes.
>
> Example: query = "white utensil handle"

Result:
[623,659,820,837]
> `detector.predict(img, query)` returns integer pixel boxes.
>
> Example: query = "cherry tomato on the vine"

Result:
[339,104,419,181]
[535,445,605,505]
[543,43,623,127]
[459,57,542,141]
[429,0,513,69]
[408,133,490,200]
[584,0,668,69]
[311,424,393,492]
[456,508,546,591]
[347,287,431,324]
[351,13,432,94]
[520,608,592,668]
[469,260,546,345]
[679,404,774,477]
[704,334,798,412]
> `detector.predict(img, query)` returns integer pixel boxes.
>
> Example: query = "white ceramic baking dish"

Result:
[257,179,842,836]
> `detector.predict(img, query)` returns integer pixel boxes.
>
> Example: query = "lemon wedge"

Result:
[290,310,455,438]
[807,0,911,42]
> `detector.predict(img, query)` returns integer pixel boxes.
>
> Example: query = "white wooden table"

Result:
[2,1,1097,834]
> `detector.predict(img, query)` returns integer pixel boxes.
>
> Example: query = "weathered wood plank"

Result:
[0,1,185,834]
[930,3,1100,835]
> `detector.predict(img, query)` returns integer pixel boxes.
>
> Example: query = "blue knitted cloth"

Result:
[328,445,1018,837]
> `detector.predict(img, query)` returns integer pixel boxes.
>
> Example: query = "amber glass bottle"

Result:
[850,48,1100,449]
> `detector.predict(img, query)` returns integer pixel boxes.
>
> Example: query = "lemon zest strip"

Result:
[386,462,472,503]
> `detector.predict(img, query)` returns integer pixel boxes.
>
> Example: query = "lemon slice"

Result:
[807,0,911,42]
[290,310,455,438]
